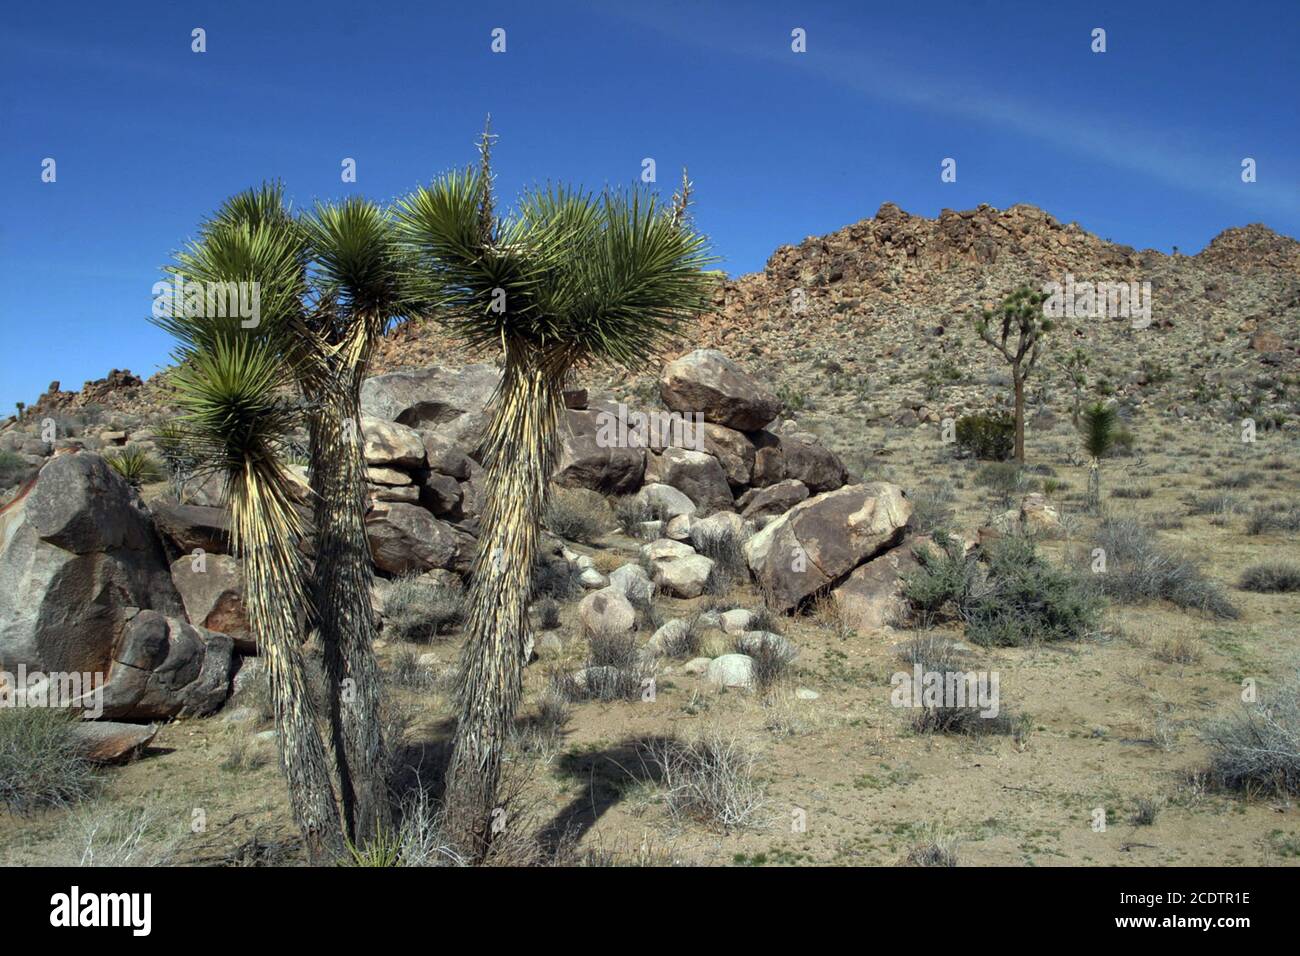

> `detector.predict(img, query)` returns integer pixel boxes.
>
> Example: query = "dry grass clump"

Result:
[639,731,767,832]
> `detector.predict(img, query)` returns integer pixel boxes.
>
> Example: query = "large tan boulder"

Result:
[170,553,254,654]
[659,350,779,431]
[744,482,912,610]
[365,502,464,574]
[831,536,931,634]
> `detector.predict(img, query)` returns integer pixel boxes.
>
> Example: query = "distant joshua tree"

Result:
[1081,400,1118,509]
[973,285,1052,463]
[1057,347,1091,427]
[394,134,714,861]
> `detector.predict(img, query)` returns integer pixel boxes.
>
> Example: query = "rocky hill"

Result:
[6,201,1298,445]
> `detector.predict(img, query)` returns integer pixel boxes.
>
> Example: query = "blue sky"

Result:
[2,0,1296,409]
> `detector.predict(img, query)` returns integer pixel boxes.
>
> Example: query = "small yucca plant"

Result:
[104,447,165,486]
[1080,401,1118,510]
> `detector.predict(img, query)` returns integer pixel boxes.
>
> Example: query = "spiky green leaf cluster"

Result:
[393,170,715,369]
[1081,401,1118,460]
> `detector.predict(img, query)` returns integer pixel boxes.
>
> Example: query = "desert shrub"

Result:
[104,446,164,486]
[901,534,980,625]
[908,482,957,535]
[1091,517,1238,619]
[1185,492,1243,517]
[0,708,97,812]
[1203,675,1300,797]
[640,731,766,832]
[383,573,465,642]
[897,635,1025,735]
[1210,470,1263,491]
[694,526,748,594]
[54,802,183,867]
[534,596,562,629]
[0,449,37,490]
[578,629,646,701]
[1247,502,1300,535]
[955,411,1014,461]
[544,488,607,544]
[905,828,959,867]
[612,495,655,537]
[737,633,793,692]
[1239,562,1300,594]
[388,647,438,690]
[974,461,1033,507]
[1111,484,1153,499]
[964,536,1103,646]
[532,555,581,601]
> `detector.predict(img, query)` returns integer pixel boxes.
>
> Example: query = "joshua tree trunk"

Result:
[1013,373,1026,463]
[1087,457,1101,512]
[230,468,343,864]
[443,345,567,860]
[308,369,392,847]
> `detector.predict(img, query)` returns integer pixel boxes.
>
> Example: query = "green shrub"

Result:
[0,449,37,491]
[955,412,1014,461]
[0,708,97,812]
[963,537,1103,647]
[974,461,1032,506]
[901,535,979,625]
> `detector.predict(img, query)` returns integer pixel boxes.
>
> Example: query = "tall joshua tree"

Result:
[973,285,1052,463]
[298,198,406,846]
[158,186,406,852]
[160,215,344,862]
[395,135,714,859]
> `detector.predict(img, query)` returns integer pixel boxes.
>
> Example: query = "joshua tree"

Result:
[394,136,714,859]
[973,285,1052,463]
[1081,400,1117,510]
[157,185,407,853]
[1057,347,1091,427]
[161,234,344,862]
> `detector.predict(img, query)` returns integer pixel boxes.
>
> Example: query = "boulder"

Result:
[748,431,785,487]
[689,510,751,550]
[99,609,234,720]
[169,553,254,654]
[779,433,848,493]
[642,538,696,562]
[744,482,912,610]
[365,502,463,574]
[366,466,412,486]
[0,454,185,701]
[69,722,159,764]
[578,587,637,635]
[707,654,755,689]
[420,432,473,480]
[360,363,501,450]
[645,446,733,515]
[720,609,753,634]
[653,553,715,599]
[148,500,232,555]
[739,479,809,521]
[635,483,696,521]
[608,563,655,605]
[419,471,464,517]
[554,407,646,494]
[361,416,426,469]
[735,630,799,662]
[659,350,780,431]
[830,536,932,634]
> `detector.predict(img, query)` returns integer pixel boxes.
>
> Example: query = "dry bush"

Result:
[0,708,97,812]
[639,731,767,832]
